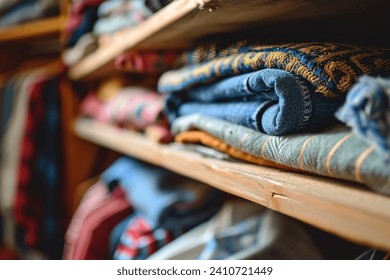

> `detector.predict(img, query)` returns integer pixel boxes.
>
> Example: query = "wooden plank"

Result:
[74,118,390,251]
[0,17,65,43]
[68,0,390,80]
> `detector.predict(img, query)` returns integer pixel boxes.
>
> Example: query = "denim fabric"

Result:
[336,76,390,161]
[160,42,390,98]
[165,69,343,135]
[101,157,223,235]
[172,114,390,194]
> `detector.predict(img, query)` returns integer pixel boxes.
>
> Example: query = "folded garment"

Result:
[148,200,322,260]
[97,0,134,17]
[336,76,390,161]
[100,157,223,235]
[161,42,390,97]
[175,130,297,171]
[160,42,390,135]
[165,68,342,135]
[93,10,149,35]
[172,114,390,194]
[66,0,103,47]
[97,0,171,17]
[80,88,172,142]
[0,0,58,28]
[114,50,179,73]
[100,87,168,130]
[63,33,98,66]
[69,186,132,260]
[113,214,173,260]
[93,0,171,35]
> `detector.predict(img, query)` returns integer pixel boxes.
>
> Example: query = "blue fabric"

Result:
[336,76,390,161]
[165,69,343,135]
[35,77,64,259]
[101,157,223,235]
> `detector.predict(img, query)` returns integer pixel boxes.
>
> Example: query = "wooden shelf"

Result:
[0,17,65,43]
[75,117,390,251]
[68,0,390,80]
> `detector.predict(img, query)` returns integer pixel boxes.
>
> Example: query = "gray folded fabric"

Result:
[172,114,390,195]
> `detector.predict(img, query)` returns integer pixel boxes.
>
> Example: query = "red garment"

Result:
[13,77,47,248]
[63,181,110,260]
[114,216,173,260]
[69,187,132,260]
[114,51,179,74]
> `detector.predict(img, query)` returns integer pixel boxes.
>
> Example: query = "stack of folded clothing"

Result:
[64,156,224,260]
[157,41,390,194]
[64,0,173,66]
[93,0,171,36]
[80,82,172,142]
[0,0,58,28]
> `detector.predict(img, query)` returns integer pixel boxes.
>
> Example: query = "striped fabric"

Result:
[63,181,109,260]
[172,114,390,195]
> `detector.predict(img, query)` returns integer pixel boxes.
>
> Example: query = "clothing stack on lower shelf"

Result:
[64,156,324,260]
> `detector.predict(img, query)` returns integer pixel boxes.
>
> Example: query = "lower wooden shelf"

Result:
[75,117,390,251]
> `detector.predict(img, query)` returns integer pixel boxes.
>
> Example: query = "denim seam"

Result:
[295,76,312,130]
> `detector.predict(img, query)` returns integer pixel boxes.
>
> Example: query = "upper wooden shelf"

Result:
[0,17,65,43]
[68,0,390,81]
[75,117,390,251]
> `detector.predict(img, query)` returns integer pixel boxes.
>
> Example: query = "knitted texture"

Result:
[159,42,390,98]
